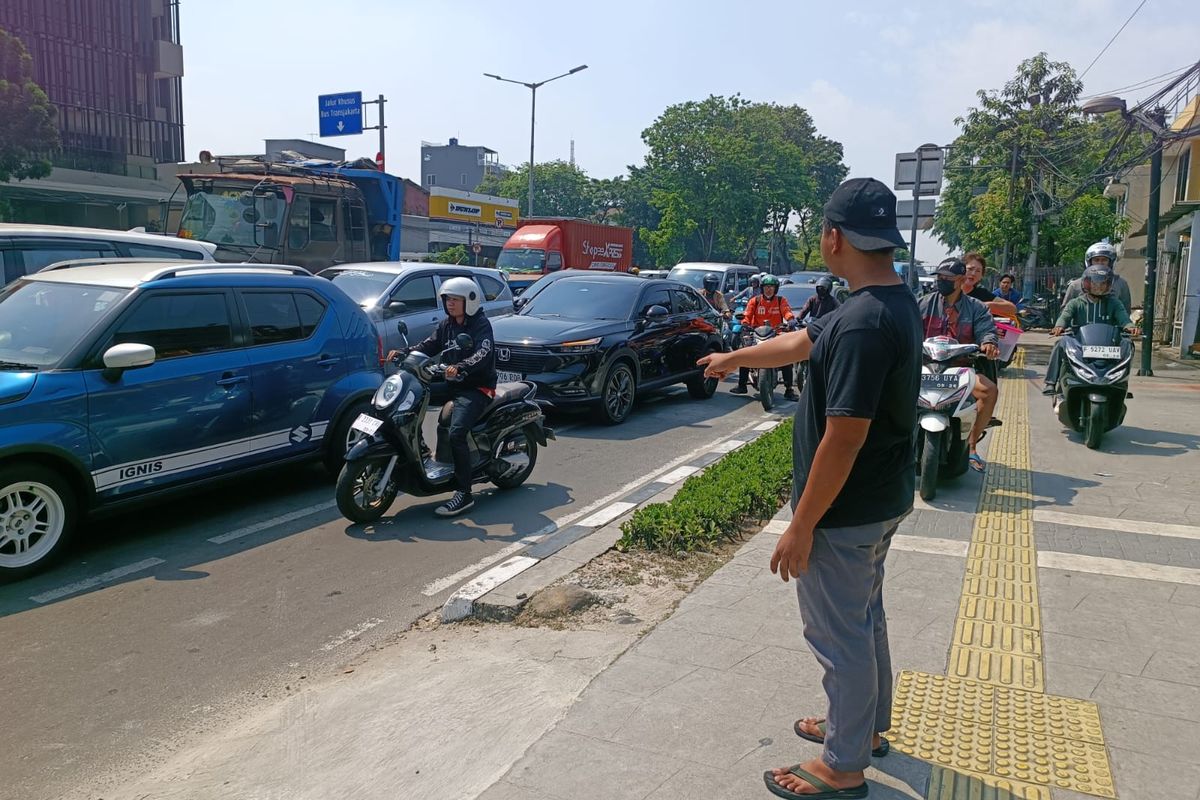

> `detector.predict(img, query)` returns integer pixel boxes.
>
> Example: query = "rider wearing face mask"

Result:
[917,258,1000,473]
[732,275,799,401]
[796,276,841,323]
[1042,265,1137,397]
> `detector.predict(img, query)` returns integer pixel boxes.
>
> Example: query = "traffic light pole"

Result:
[364,94,387,170]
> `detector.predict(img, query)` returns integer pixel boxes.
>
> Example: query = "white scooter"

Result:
[915,336,980,501]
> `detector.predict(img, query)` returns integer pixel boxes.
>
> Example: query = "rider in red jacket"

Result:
[732,275,798,401]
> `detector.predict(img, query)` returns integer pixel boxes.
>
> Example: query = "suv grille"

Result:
[496,345,553,373]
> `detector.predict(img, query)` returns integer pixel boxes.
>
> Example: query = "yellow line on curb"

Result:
[889,352,1118,799]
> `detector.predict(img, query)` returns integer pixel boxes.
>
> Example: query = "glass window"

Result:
[672,289,704,313]
[309,199,338,242]
[243,292,304,345]
[324,269,393,305]
[124,243,206,260]
[296,293,326,336]
[0,280,129,368]
[638,288,673,317]
[520,279,640,320]
[17,242,119,274]
[112,293,233,359]
[477,274,506,301]
[391,275,438,310]
[546,252,563,272]
[666,268,714,290]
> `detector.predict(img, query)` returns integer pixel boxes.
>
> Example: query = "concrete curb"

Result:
[440,415,788,622]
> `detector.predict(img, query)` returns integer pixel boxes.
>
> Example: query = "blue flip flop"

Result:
[969,454,986,473]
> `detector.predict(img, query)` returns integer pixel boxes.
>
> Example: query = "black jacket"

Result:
[415,311,497,391]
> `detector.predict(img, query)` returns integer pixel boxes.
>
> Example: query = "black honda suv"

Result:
[490,273,726,424]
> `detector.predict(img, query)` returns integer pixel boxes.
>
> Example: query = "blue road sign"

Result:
[318,92,363,137]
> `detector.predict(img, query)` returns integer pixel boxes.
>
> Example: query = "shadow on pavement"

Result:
[869,751,933,798]
[1101,425,1200,457]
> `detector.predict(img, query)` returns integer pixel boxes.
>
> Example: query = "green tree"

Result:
[476,160,594,218]
[432,244,469,264]
[0,29,59,220]
[934,53,1133,269]
[640,190,696,267]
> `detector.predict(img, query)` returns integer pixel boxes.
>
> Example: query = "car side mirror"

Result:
[385,300,408,314]
[645,305,669,320]
[102,343,155,381]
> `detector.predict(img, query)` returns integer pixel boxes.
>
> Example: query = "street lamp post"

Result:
[483,65,588,217]
[1082,96,1169,377]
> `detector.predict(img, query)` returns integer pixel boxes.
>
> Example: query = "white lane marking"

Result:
[442,556,539,621]
[658,465,700,485]
[435,418,768,610]
[891,535,970,558]
[320,617,384,651]
[1038,551,1200,586]
[208,501,336,544]
[1033,509,1200,542]
[422,530,552,596]
[711,440,743,453]
[31,558,165,604]
[577,502,637,529]
[754,420,780,431]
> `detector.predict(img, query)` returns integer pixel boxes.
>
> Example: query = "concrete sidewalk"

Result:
[478,348,1200,800]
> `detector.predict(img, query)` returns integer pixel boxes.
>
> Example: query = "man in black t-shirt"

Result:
[700,178,921,798]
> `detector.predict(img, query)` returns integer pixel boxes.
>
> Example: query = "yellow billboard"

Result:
[428,188,520,229]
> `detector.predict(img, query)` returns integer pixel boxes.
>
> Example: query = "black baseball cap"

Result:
[823,178,908,251]
[935,258,966,277]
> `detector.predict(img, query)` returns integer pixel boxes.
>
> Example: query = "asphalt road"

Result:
[0,383,792,800]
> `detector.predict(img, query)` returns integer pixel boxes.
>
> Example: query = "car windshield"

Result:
[0,280,130,368]
[519,279,637,320]
[779,285,816,307]
[324,269,395,306]
[667,268,718,290]
[178,186,287,248]
[497,249,545,273]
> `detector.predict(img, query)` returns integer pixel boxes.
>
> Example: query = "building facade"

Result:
[0,0,185,229]
[420,138,506,192]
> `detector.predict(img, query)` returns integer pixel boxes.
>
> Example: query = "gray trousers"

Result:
[794,512,908,772]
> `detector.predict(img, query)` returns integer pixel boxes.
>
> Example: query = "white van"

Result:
[0,224,216,285]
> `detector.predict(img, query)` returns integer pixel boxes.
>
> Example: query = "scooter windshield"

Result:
[1075,323,1120,347]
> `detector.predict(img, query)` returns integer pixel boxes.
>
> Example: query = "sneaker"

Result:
[730,385,748,395]
[435,491,474,517]
[1040,384,1056,396]
[783,388,799,401]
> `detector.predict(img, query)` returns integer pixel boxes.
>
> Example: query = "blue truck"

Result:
[175,158,404,273]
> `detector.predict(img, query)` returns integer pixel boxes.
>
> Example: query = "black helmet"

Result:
[702,273,720,291]
[816,276,833,292]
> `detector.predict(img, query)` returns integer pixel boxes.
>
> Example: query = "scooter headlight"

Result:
[373,375,404,410]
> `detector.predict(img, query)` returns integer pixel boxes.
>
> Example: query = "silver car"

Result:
[318,262,515,356]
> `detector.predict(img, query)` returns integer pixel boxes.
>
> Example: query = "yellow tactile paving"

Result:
[890,351,1118,799]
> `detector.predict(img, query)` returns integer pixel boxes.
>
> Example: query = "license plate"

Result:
[497,371,523,383]
[1082,345,1121,359]
[921,374,960,390]
[350,413,383,436]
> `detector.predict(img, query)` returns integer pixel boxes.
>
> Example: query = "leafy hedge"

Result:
[618,419,793,552]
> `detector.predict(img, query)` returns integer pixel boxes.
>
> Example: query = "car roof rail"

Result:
[147,264,312,281]
[38,256,196,273]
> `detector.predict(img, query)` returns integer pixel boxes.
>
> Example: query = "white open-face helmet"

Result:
[438,276,482,316]
[1084,240,1118,270]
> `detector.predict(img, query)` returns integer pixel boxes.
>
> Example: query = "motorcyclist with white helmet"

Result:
[411,276,497,516]
[1041,264,1136,397]
[1062,241,1132,313]
[733,273,765,303]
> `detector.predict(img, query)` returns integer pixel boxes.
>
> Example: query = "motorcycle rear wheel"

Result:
[492,428,539,489]
[336,457,399,524]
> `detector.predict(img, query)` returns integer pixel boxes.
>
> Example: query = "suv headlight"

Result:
[552,337,601,353]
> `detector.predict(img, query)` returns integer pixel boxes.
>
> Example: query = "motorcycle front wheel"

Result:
[336,457,399,524]
[918,430,941,501]
[759,367,775,411]
[1085,401,1106,450]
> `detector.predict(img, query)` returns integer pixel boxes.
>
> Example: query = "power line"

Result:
[1081,62,1194,101]
[1079,0,1151,80]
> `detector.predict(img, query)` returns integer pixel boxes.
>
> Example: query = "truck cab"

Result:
[175,160,400,273]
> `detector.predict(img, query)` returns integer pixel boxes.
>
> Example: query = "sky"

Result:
[181,0,1200,264]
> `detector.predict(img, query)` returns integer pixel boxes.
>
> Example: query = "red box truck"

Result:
[497,218,634,292]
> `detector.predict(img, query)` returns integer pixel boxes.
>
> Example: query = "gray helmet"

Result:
[1084,240,1118,271]
[816,276,833,291]
[1082,264,1113,297]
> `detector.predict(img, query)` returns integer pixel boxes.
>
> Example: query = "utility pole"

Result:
[1002,138,1020,270]
[1139,108,1168,376]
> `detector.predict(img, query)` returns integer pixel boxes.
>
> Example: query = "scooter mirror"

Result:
[396,321,409,336]
[455,333,474,351]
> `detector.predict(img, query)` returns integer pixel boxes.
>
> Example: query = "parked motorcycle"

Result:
[335,326,554,523]
[915,336,980,501]
[1052,323,1133,450]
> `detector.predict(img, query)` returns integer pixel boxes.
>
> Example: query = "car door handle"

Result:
[216,373,248,387]
[317,354,340,367]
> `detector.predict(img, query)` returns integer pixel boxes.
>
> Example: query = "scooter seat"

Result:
[483,381,536,415]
